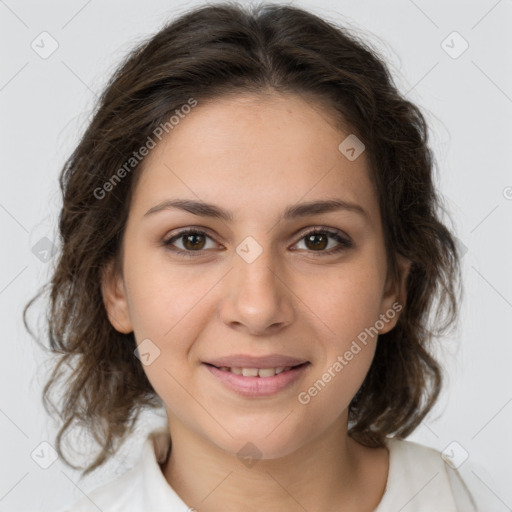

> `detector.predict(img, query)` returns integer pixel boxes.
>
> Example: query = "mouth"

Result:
[203,362,311,397]
[204,362,309,377]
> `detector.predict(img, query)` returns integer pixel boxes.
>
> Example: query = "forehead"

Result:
[130,92,380,226]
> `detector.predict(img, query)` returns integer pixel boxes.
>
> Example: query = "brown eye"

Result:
[182,232,206,250]
[304,232,329,251]
[162,227,353,258]
[163,229,217,256]
[294,229,353,254]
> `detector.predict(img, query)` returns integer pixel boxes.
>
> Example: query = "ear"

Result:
[100,258,133,334]
[378,254,411,335]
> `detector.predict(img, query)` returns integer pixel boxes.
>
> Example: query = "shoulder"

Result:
[56,428,189,512]
[375,438,478,512]
[56,465,144,512]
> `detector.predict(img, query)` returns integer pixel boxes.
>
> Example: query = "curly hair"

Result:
[24,1,462,475]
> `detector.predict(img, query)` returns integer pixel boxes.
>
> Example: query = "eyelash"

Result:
[162,227,353,258]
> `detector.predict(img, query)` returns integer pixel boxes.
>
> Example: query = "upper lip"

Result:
[204,354,309,369]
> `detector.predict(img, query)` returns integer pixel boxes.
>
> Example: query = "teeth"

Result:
[258,368,278,377]
[242,368,259,377]
[219,366,295,377]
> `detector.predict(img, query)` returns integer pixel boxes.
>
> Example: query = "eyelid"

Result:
[294,225,351,242]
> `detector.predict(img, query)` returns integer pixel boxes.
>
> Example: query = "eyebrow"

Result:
[143,198,368,222]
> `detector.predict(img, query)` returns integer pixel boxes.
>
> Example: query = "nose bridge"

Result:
[234,234,281,300]
[236,233,274,273]
[220,234,294,333]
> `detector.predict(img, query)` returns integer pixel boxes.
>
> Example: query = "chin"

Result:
[207,417,310,462]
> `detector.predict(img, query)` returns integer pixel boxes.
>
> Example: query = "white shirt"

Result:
[60,428,477,511]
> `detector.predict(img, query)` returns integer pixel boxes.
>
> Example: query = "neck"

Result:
[161,412,389,512]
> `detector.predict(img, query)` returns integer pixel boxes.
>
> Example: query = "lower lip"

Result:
[203,363,310,397]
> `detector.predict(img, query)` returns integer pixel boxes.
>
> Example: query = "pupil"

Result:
[184,234,205,250]
[307,234,327,250]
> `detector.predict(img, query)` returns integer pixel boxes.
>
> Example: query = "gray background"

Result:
[1,0,511,510]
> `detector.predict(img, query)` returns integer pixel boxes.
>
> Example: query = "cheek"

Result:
[296,281,381,418]
[296,346,374,435]
[124,248,215,341]
[122,257,213,398]
[303,262,385,348]
[295,259,384,403]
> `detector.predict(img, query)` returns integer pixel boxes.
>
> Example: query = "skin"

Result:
[102,91,411,512]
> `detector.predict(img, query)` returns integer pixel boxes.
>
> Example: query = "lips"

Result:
[204,361,310,397]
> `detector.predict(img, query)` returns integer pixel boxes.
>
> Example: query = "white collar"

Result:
[77,428,466,511]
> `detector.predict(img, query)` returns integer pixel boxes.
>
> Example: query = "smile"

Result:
[203,362,310,397]
[212,365,301,377]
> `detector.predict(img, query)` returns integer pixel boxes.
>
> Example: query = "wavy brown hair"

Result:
[24,1,462,475]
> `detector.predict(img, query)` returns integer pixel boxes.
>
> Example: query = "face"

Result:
[102,92,409,460]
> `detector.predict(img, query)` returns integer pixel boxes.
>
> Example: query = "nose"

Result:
[218,243,295,336]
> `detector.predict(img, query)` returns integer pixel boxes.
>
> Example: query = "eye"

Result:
[162,227,353,258]
[292,228,353,255]
[162,229,218,257]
